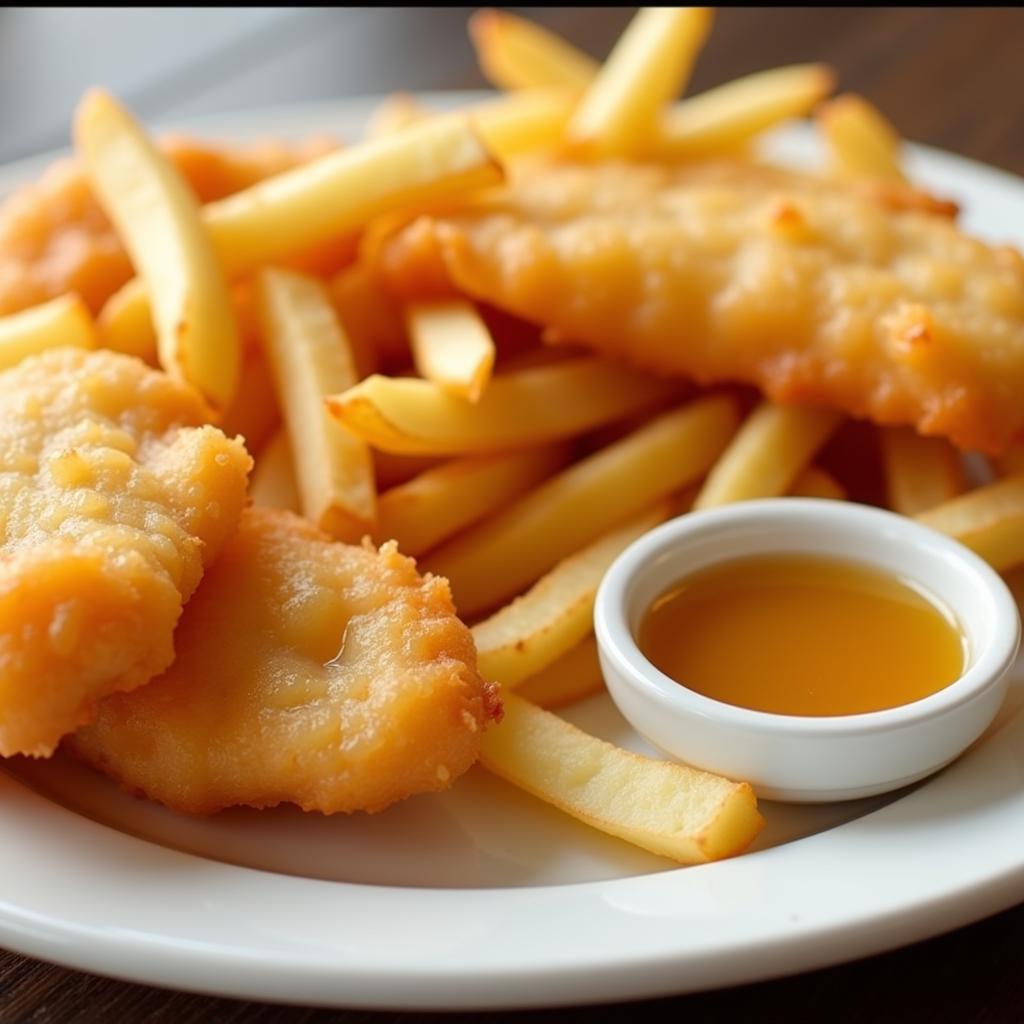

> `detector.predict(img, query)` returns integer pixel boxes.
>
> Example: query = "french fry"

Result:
[250,429,300,513]
[694,401,842,510]
[881,426,965,516]
[208,117,501,277]
[376,444,571,556]
[0,294,96,370]
[74,90,241,414]
[365,93,430,138]
[516,635,605,709]
[468,90,577,159]
[789,465,846,501]
[97,280,158,362]
[326,357,681,456]
[406,300,495,401]
[422,394,738,616]
[99,117,503,349]
[480,692,764,863]
[568,6,713,155]
[257,268,375,541]
[916,474,1024,572]
[818,93,906,182]
[472,503,671,687]
[652,63,835,157]
[469,8,598,91]
[220,347,281,456]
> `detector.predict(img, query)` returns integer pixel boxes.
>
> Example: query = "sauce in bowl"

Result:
[639,554,965,717]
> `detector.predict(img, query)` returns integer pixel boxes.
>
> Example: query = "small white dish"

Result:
[595,498,1021,802]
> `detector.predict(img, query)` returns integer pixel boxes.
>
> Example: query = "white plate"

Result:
[2,95,1024,1010]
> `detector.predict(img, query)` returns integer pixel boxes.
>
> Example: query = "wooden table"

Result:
[2,7,1023,1021]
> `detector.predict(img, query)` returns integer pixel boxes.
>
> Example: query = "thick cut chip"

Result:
[378,159,1024,454]
[73,508,501,815]
[0,348,251,756]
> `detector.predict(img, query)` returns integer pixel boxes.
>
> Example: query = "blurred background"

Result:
[0,6,1021,172]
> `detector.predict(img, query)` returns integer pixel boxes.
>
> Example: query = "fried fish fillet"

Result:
[377,159,1024,453]
[0,347,251,756]
[73,507,501,815]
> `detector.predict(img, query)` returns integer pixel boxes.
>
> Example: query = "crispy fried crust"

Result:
[377,158,1024,454]
[72,507,501,815]
[0,348,251,755]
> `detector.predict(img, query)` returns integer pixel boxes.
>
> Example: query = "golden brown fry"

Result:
[0,294,96,370]
[75,90,241,414]
[472,503,670,687]
[376,444,571,556]
[916,474,1024,572]
[326,357,680,456]
[516,635,605,709]
[480,692,763,864]
[568,6,713,155]
[818,93,906,183]
[694,401,842,509]
[250,429,300,513]
[789,465,846,501]
[422,394,738,616]
[653,63,835,157]
[406,299,495,402]
[881,426,965,516]
[469,8,597,91]
[257,268,375,541]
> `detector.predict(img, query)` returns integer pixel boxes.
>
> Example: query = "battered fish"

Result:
[0,348,251,756]
[377,159,1024,453]
[72,507,500,815]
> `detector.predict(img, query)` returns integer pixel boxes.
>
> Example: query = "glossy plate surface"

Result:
[1,95,1023,1009]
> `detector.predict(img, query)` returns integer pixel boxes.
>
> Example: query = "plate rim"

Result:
[0,93,1023,1010]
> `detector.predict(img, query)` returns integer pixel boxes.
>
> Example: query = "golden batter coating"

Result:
[377,159,1024,453]
[72,507,501,816]
[0,347,251,755]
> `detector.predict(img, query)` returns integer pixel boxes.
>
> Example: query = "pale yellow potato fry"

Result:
[694,401,842,510]
[406,300,496,402]
[469,8,598,91]
[480,692,763,864]
[568,6,713,155]
[881,426,965,516]
[97,279,158,362]
[0,294,96,369]
[101,117,503,347]
[257,268,375,541]
[916,475,1024,572]
[789,465,846,501]
[325,357,680,456]
[365,93,430,138]
[516,635,605,709]
[818,93,906,182]
[376,444,571,556]
[74,90,240,413]
[422,394,739,616]
[653,63,835,157]
[473,503,671,687]
[208,117,501,277]
[468,90,577,159]
[250,429,300,513]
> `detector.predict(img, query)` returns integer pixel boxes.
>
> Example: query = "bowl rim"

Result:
[594,498,1021,740]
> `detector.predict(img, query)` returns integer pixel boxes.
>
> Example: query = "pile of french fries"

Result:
[5,6,1024,866]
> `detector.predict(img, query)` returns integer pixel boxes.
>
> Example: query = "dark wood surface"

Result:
[2,7,1024,1021]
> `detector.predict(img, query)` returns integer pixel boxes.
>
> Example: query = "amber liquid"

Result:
[638,555,965,717]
